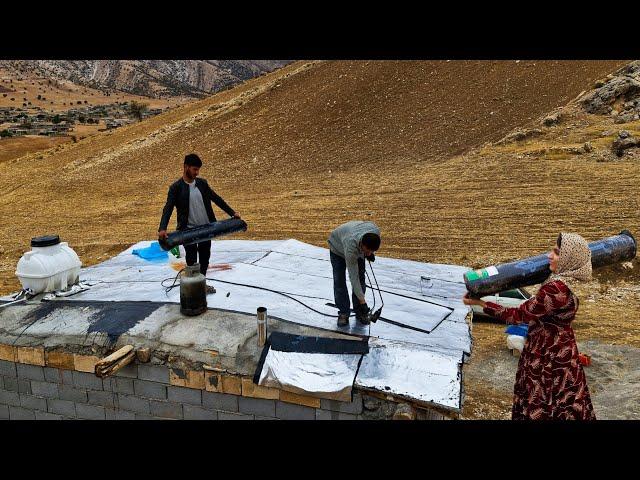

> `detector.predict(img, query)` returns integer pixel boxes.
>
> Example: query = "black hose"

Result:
[161,268,185,296]
[366,259,384,310]
[204,277,353,318]
[161,269,346,316]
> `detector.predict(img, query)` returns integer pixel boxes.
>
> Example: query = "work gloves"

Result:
[357,303,370,316]
[356,302,371,325]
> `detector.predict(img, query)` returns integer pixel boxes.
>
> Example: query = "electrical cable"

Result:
[204,277,353,318]
[366,259,384,310]
[158,260,408,334]
[160,268,343,315]
[205,260,384,320]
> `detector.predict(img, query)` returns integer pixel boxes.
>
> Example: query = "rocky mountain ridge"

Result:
[0,60,290,98]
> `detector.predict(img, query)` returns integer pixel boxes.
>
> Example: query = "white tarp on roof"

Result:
[4,238,472,411]
[258,350,362,403]
[75,239,472,353]
[356,338,464,410]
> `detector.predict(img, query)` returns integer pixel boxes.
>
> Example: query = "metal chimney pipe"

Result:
[257,307,268,347]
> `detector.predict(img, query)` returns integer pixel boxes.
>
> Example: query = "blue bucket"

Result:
[505,324,529,337]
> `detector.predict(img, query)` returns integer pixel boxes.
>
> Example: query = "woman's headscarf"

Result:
[544,232,592,292]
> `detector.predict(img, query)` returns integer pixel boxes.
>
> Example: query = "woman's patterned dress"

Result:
[484,280,596,420]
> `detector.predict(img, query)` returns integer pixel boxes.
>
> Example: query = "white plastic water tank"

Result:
[15,235,82,294]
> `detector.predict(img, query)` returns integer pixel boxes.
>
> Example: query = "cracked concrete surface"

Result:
[0,297,359,375]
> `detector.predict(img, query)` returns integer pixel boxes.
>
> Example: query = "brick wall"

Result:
[0,348,450,420]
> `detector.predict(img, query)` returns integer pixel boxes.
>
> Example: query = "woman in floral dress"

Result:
[463,233,596,420]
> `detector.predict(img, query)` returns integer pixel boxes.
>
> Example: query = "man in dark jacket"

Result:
[158,154,241,292]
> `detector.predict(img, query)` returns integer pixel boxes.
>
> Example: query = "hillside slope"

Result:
[0,60,628,275]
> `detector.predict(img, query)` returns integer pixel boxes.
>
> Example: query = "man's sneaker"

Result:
[206,285,216,294]
[337,313,349,327]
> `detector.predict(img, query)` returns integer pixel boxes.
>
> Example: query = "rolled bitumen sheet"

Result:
[464,230,637,297]
[159,218,248,251]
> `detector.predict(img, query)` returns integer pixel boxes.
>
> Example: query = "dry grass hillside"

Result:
[1,59,637,418]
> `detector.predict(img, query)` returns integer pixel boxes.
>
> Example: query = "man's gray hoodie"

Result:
[328,220,381,301]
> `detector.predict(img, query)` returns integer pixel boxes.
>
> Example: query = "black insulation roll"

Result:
[159,218,248,251]
[464,230,637,297]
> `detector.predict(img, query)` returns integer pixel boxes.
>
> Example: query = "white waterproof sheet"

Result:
[356,338,465,411]
[258,350,361,402]
[67,239,472,354]
[2,239,473,411]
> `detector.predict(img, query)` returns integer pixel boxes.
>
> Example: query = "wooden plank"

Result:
[220,375,242,395]
[45,350,75,370]
[136,347,151,363]
[95,345,134,367]
[170,368,206,389]
[204,371,222,392]
[17,346,45,366]
[0,344,16,362]
[241,377,279,400]
[74,354,101,373]
[95,351,136,378]
[280,390,321,408]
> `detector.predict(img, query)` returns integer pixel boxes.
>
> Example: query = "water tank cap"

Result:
[31,235,61,247]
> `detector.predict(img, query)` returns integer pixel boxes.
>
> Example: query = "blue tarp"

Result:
[132,241,168,262]
[505,324,529,337]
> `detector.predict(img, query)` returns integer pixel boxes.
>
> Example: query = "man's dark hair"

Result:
[362,233,381,251]
[184,153,202,167]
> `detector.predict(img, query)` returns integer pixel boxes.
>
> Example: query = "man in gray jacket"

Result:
[328,221,381,327]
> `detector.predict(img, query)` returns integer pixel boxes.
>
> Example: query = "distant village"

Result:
[0,102,164,138]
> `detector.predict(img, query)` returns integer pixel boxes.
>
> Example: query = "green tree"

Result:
[128,100,149,122]
[52,114,61,124]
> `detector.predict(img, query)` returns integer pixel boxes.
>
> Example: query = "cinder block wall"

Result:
[0,346,451,420]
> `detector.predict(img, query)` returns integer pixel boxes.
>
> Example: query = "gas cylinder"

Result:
[180,264,207,316]
[465,230,637,297]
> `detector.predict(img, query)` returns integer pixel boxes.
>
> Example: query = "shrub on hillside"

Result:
[128,100,149,122]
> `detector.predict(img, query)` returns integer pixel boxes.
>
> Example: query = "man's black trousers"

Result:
[330,250,366,316]
[185,240,211,276]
